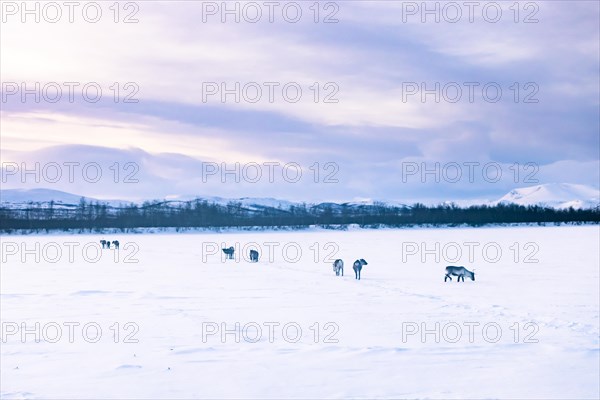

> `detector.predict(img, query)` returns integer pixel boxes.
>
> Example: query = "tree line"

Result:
[0,198,598,232]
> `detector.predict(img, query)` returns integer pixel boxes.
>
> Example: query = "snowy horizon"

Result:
[1,182,600,210]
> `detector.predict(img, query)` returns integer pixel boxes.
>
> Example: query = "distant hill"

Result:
[2,186,598,232]
[495,183,599,210]
[0,188,92,206]
[1,183,598,212]
[0,189,124,208]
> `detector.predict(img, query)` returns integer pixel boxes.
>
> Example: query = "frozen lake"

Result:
[1,225,599,399]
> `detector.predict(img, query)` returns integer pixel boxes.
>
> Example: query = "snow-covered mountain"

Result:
[0,188,92,206]
[0,188,127,209]
[0,189,408,211]
[1,184,598,211]
[495,183,599,209]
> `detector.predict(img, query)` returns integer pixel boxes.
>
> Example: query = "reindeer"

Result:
[222,246,235,260]
[444,266,475,282]
[100,240,107,249]
[249,249,259,262]
[353,259,368,280]
[112,240,120,250]
[333,259,344,276]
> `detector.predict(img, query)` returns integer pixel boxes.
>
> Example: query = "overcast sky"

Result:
[1,1,598,202]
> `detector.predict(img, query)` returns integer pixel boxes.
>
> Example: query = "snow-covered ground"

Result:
[1,225,599,399]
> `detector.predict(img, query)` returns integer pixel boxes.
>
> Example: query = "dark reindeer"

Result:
[222,246,235,260]
[112,240,120,250]
[249,249,259,262]
[100,240,108,249]
[353,259,368,280]
[445,266,475,282]
[333,259,344,276]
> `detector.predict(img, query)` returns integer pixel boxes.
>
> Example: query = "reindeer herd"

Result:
[99,239,120,249]
[220,246,475,282]
[96,239,475,282]
[221,246,259,262]
[332,258,368,280]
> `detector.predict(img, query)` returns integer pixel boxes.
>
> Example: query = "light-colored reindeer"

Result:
[333,259,344,276]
